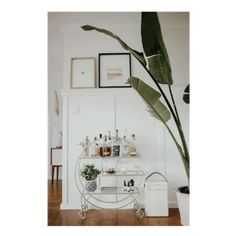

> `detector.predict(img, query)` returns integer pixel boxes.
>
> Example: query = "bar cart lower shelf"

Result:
[78,187,145,220]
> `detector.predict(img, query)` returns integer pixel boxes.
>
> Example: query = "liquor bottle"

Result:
[127,181,130,192]
[91,137,99,157]
[124,128,128,137]
[107,136,112,156]
[108,130,111,139]
[124,180,127,191]
[103,135,109,157]
[98,133,103,157]
[95,137,99,156]
[112,129,120,157]
[122,129,129,156]
[129,134,137,156]
[85,136,90,157]
[130,179,135,191]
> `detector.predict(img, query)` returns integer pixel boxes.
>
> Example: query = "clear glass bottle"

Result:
[127,181,130,192]
[108,130,111,139]
[129,134,137,156]
[122,129,129,156]
[85,136,90,157]
[90,137,97,157]
[103,135,109,157]
[124,180,127,191]
[95,137,99,156]
[130,179,135,191]
[112,129,120,157]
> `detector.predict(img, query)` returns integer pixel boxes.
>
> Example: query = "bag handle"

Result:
[145,171,168,183]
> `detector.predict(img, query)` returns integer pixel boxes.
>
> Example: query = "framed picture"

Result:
[99,53,131,88]
[70,57,96,88]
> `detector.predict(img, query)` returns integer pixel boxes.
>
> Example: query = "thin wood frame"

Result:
[70,57,96,89]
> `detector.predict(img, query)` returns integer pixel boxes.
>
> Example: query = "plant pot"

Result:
[176,186,189,226]
[85,180,97,192]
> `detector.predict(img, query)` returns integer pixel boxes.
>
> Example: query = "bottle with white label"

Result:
[112,129,120,157]
[122,129,129,156]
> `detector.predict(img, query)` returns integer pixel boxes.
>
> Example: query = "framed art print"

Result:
[99,53,131,88]
[70,57,96,88]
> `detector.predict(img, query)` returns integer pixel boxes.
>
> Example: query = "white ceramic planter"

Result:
[176,188,189,226]
[85,180,97,192]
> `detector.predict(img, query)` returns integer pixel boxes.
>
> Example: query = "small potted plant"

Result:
[81,164,101,192]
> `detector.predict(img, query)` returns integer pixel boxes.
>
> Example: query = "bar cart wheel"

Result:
[79,211,87,220]
[135,209,144,219]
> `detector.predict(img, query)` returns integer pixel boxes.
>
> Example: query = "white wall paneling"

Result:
[60,88,189,209]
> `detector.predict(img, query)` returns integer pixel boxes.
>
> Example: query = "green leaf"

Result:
[128,77,189,177]
[127,77,171,122]
[183,84,190,104]
[141,12,173,85]
[81,25,146,66]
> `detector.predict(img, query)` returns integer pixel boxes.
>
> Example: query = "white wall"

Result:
[60,89,168,209]
[48,12,189,206]
[62,12,189,89]
[48,27,64,179]
[60,86,189,209]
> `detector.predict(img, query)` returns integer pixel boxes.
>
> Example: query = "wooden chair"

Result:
[50,147,62,184]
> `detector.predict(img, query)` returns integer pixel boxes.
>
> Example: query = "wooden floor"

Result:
[48,180,181,226]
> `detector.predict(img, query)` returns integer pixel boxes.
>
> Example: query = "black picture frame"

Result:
[98,53,132,88]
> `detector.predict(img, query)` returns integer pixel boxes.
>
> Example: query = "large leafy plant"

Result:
[82,12,189,188]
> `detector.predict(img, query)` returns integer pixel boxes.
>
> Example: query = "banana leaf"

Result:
[141,12,173,85]
[81,25,146,66]
[127,77,171,122]
[183,84,190,104]
[128,76,189,177]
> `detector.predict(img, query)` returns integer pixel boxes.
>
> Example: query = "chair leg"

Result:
[51,166,55,184]
[56,166,60,181]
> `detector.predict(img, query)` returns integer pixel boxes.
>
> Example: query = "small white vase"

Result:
[176,187,189,226]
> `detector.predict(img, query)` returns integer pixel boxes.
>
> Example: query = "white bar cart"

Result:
[75,137,145,220]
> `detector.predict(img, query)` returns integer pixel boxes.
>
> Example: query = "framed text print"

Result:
[98,53,131,88]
